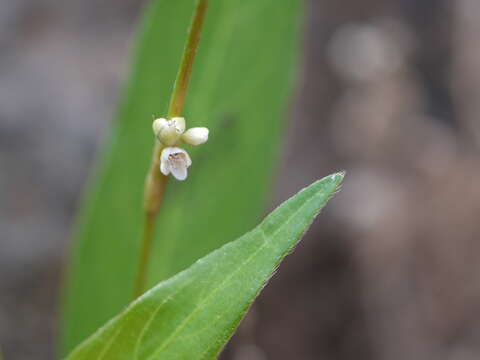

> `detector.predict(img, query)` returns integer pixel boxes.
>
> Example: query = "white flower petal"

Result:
[159,127,179,146]
[171,117,186,133]
[181,127,209,146]
[170,166,188,181]
[183,150,192,166]
[160,161,170,176]
[152,118,168,136]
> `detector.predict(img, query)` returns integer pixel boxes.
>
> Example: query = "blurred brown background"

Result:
[1,0,480,359]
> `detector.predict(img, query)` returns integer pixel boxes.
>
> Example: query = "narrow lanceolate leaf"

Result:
[61,0,303,354]
[66,173,344,360]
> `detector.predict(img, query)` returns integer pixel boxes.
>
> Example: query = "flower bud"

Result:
[152,118,168,136]
[153,117,186,146]
[181,127,209,146]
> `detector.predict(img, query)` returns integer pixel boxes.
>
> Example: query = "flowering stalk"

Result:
[133,0,209,299]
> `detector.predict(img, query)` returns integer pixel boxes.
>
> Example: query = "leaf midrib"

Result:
[144,188,321,359]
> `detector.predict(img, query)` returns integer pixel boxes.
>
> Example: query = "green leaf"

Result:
[66,173,344,360]
[60,0,303,355]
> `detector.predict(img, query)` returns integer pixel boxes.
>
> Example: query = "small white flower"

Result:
[152,116,209,181]
[181,127,209,146]
[160,147,192,181]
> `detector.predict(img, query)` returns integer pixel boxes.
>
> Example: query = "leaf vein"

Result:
[133,277,196,360]
[145,192,319,359]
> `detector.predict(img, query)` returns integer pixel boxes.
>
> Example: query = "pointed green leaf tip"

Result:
[66,172,344,360]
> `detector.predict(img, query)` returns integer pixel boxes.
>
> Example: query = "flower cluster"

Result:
[152,117,208,181]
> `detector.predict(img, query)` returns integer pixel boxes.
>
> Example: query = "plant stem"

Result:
[167,0,209,118]
[132,0,209,300]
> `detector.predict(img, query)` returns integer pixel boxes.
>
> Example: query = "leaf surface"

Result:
[66,173,344,360]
